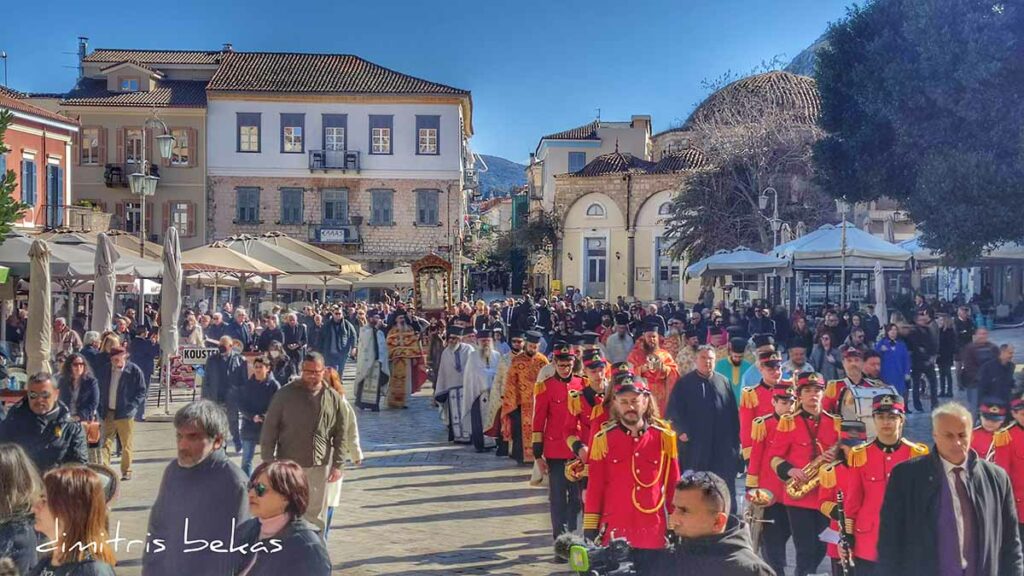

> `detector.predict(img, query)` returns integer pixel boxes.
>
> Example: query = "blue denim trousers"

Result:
[241,439,258,477]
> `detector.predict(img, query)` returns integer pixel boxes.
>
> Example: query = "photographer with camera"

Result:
[651,471,775,575]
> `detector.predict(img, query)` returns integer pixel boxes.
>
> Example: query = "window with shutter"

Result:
[124,201,142,233]
[170,202,190,235]
[21,160,36,206]
[80,128,100,165]
[171,129,190,166]
[370,189,393,225]
[416,189,440,225]
[369,115,393,155]
[125,128,143,165]
[280,188,303,224]
[322,189,349,226]
[237,113,261,153]
[281,114,305,153]
[236,187,260,224]
[415,115,440,155]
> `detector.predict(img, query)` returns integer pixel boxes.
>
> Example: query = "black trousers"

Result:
[938,363,954,396]
[788,505,827,576]
[911,365,938,409]
[760,502,791,576]
[545,459,581,541]
[470,397,489,452]
[509,409,524,464]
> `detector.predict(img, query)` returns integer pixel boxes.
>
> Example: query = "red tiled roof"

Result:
[61,78,207,108]
[0,85,78,126]
[206,52,469,95]
[98,60,163,77]
[541,120,600,142]
[651,148,710,173]
[563,152,656,177]
[83,49,223,66]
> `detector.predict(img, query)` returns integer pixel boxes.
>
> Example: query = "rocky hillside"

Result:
[477,154,526,198]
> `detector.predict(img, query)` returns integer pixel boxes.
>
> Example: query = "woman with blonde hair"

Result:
[31,465,116,575]
[322,368,362,538]
[0,443,42,574]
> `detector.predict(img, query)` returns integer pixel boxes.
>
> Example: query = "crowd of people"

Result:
[0,287,1021,575]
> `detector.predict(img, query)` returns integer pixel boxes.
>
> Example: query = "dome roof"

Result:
[651,148,710,173]
[683,70,820,129]
[565,152,656,177]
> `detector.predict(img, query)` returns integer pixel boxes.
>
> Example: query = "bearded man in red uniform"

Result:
[583,373,680,574]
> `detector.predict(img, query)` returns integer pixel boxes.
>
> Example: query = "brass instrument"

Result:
[565,458,588,482]
[785,447,839,499]
[744,488,775,554]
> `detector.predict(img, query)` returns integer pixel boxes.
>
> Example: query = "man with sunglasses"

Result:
[583,373,680,573]
[652,470,774,575]
[842,394,928,574]
[0,372,87,471]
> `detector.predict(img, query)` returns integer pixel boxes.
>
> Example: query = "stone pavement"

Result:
[105,326,1024,576]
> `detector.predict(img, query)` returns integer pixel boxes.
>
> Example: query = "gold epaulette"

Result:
[654,425,678,460]
[776,413,795,433]
[820,500,837,519]
[651,417,674,432]
[820,464,837,489]
[589,422,617,461]
[534,381,546,396]
[740,386,759,409]
[901,438,930,458]
[751,416,768,443]
[591,402,605,420]
[745,474,759,488]
[825,379,841,399]
[829,412,842,433]
[848,444,868,468]
[994,427,1013,448]
[568,390,582,416]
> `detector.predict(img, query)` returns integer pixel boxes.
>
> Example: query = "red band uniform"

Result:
[739,350,783,460]
[991,397,1024,540]
[973,399,1007,461]
[818,420,868,574]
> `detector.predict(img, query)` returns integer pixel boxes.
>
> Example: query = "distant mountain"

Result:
[477,155,526,198]
[785,33,830,77]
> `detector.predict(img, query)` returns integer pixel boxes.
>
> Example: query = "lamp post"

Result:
[758,187,783,249]
[129,116,174,316]
[836,197,851,309]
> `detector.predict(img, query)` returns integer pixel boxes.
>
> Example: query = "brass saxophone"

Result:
[785,447,839,499]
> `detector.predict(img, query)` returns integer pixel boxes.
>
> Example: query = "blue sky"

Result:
[3,0,851,163]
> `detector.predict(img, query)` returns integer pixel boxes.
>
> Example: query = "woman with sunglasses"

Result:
[234,460,330,576]
[31,465,116,575]
[58,353,102,463]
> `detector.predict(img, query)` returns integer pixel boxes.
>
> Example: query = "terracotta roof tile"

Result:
[206,52,469,95]
[0,85,78,126]
[541,120,600,142]
[651,148,710,173]
[83,49,223,65]
[61,78,207,108]
[98,60,163,76]
[563,152,656,177]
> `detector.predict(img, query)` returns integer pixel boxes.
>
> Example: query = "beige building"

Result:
[57,45,219,249]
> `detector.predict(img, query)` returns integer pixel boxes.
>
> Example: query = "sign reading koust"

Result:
[412,254,453,313]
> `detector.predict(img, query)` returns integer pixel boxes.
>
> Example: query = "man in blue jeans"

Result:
[321,307,357,375]
[236,355,280,476]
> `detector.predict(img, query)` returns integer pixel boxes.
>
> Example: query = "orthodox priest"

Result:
[502,331,549,464]
[385,313,428,409]
[462,329,502,452]
[434,326,474,443]
[627,319,680,415]
[354,311,390,411]
[485,329,525,457]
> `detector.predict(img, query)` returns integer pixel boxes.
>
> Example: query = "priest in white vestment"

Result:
[462,329,502,452]
[434,325,474,443]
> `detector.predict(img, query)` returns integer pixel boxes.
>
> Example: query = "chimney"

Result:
[222,43,234,52]
[77,37,88,80]
[529,152,535,166]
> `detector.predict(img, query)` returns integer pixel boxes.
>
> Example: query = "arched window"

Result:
[586,203,606,217]
[658,202,672,216]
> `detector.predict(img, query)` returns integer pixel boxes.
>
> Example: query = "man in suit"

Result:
[878,401,1023,576]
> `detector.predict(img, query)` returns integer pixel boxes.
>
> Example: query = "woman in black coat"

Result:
[0,444,41,575]
[266,342,295,385]
[233,460,330,576]
[57,353,100,422]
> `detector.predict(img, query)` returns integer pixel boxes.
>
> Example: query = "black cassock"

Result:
[665,369,741,513]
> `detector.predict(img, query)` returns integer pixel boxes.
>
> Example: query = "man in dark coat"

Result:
[256,314,285,353]
[651,471,775,575]
[906,311,939,412]
[281,312,308,365]
[201,336,248,453]
[97,346,148,480]
[977,345,1017,406]
[665,345,741,514]
[878,401,1023,576]
[128,326,159,422]
[0,372,88,471]
[225,309,253,352]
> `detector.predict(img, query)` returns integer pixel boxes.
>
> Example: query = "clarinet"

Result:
[836,490,856,575]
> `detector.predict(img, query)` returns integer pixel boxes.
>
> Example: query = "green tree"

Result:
[0,110,30,236]
[814,0,1024,263]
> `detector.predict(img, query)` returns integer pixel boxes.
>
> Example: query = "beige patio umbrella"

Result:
[258,231,364,274]
[181,241,283,303]
[353,266,414,289]
[160,227,182,414]
[276,273,353,302]
[26,240,52,375]
[91,233,119,333]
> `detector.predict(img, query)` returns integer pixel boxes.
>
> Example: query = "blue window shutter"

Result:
[568,152,586,173]
[0,153,6,178]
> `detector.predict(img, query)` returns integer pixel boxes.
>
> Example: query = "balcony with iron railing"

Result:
[104,162,159,187]
[308,149,361,173]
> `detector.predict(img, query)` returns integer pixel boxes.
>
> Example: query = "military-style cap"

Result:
[611,362,632,379]
[842,348,864,360]
[551,343,575,360]
[524,330,543,344]
[772,383,796,400]
[613,374,650,395]
[729,337,748,355]
[980,398,1008,420]
[795,371,825,390]
[758,350,782,368]
[871,394,905,415]
[1012,397,1024,412]
[840,421,868,446]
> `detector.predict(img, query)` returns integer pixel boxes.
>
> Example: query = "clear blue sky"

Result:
[3,0,851,163]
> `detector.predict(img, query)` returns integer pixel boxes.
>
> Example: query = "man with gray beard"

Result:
[485,329,525,457]
[462,330,502,452]
[142,400,249,576]
[604,312,634,365]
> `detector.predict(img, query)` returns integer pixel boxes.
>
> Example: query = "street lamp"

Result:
[128,116,174,258]
[836,197,851,309]
[759,187,783,248]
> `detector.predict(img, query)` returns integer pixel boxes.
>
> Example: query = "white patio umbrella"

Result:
[26,240,52,375]
[91,233,119,333]
[160,227,182,414]
[873,260,889,327]
[354,266,414,289]
[684,247,790,279]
